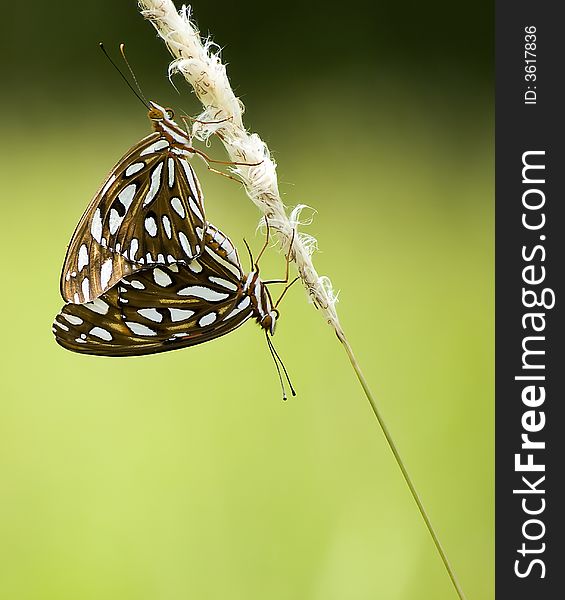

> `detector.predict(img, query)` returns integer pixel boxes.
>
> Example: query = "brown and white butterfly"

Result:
[54,223,285,357]
[61,101,207,305]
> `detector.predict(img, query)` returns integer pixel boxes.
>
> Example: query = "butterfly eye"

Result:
[165,108,175,119]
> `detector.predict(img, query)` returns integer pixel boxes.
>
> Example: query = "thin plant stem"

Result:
[337,330,466,600]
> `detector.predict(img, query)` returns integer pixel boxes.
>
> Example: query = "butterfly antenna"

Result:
[266,331,288,400]
[119,43,149,106]
[243,238,255,271]
[99,43,149,110]
[266,333,296,399]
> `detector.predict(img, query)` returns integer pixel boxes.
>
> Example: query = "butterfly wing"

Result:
[53,225,255,356]
[61,130,206,304]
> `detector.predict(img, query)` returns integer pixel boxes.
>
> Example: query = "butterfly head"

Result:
[260,305,279,336]
[148,101,176,123]
[148,101,192,145]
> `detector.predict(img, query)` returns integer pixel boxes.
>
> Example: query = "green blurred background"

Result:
[1,1,492,598]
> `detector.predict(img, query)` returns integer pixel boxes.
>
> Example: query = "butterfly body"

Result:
[61,102,206,305]
[53,224,279,357]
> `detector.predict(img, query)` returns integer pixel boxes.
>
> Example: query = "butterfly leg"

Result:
[205,164,243,184]
[263,226,296,285]
[264,226,300,308]
[254,217,271,268]
[240,218,272,274]
[191,146,263,168]
[189,149,249,184]
[181,114,233,127]
[273,277,300,308]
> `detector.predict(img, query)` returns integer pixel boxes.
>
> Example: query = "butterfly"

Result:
[60,101,207,305]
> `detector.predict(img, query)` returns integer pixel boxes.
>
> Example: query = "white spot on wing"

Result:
[54,320,69,331]
[130,238,139,261]
[89,327,112,341]
[178,231,192,257]
[162,215,172,239]
[208,276,238,291]
[125,162,145,177]
[81,277,90,301]
[77,244,89,271]
[188,197,204,222]
[109,208,123,234]
[100,259,113,290]
[238,296,251,310]
[180,159,199,199]
[188,261,203,273]
[62,314,83,325]
[144,216,158,237]
[126,321,157,336]
[129,280,145,290]
[138,308,163,323]
[170,197,185,218]
[91,208,102,242]
[153,268,173,287]
[177,286,229,301]
[168,157,175,188]
[198,313,217,327]
[143,162,163,207]
[169,308,195,322]
[140,139,169,156]
[224,307,240,320]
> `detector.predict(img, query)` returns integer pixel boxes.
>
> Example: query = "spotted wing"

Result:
[61,131,206,304]
[53,225,255,356]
